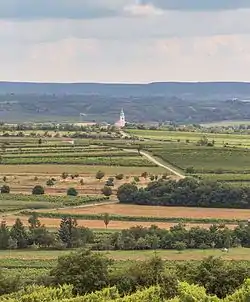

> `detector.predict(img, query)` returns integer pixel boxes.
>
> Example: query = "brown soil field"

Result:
[3,216,237,230]
[52,204,250,220]
[0,165,165,175]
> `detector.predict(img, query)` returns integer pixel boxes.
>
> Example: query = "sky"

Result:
[1,0,250,83]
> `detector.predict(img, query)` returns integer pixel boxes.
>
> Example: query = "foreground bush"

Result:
[32,185,45,195]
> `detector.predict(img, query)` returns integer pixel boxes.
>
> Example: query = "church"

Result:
[115,109,126,128]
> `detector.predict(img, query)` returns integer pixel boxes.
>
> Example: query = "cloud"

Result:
[124,3,164,17]
[0,0,129,20]
[142,0,250,11]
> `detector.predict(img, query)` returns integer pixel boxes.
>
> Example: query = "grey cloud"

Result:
[141,0,250,11]
[0,0,129,19]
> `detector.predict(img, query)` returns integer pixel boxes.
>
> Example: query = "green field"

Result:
[1,248,250,262]
[128,129,250,147]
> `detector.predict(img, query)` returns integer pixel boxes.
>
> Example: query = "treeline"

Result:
[1,250,250,300]
[117,178,250,208]
[0,215,94,250]
[2,214,250,251]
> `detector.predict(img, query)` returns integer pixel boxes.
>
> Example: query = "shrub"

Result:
[116,174,124,180]
[102,186,112,197]
[96,171,105,181]
[32,185,45,195]
[46,179,55,186]
[61,172,68,180]
[67,188,78,196]
[186,167,195,174]
[134,176,140,183]
[2,176,7,182]
[1,185,10,194]
[141,172,148,179]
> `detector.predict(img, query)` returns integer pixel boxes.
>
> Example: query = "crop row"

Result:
[1,156,155,166]
[0,258,56,269]
[21,211,245,225]
[0,193,109,205]
[5,146,112,155]
[198,173,250,182]
[4,151,136,159]
[152,147,250,173]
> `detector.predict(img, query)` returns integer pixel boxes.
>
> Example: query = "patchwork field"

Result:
[47,203,250,220]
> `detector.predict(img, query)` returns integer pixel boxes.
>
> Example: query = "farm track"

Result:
[124,149,185,179]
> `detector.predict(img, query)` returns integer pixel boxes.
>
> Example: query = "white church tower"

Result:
[120,108,126,128]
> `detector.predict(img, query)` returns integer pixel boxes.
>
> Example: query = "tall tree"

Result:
[58,217,80,248]
[10,218,28,249]
[0,221,10,249]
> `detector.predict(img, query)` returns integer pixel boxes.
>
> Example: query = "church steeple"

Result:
[120,108,125,127]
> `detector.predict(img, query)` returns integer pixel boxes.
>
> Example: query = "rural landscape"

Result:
[1,118,250,301]
[3,0,250,300]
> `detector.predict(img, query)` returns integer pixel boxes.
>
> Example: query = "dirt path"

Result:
[124,149,185,179]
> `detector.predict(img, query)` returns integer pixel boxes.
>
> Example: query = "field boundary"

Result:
[20,210,245,225]
[124,149,185,179]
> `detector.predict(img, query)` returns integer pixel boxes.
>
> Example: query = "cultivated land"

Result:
[46,204,250,220]
[1,126,250,263]
[1,248,250,262]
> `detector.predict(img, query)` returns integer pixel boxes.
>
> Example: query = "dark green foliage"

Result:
[117,183,138,203]
[102,186,112,197]
[177,256,250,298]
[67,187,78,196]
[119,178,250,209]
[50,250,111,295]
[58,217,80,248]
[1,185,10,193]
[32,185,45,195]
[10,218,28,249]
[0,221,10,249]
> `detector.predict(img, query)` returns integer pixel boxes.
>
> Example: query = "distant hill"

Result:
[1,81,250,123]
[1,81,250,99]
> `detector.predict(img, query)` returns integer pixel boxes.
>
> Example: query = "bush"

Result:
[67,188,78,196]
[32,185,45,195]
[61,172,68,180]
[116,174,124,180]
[102,186,112,197]
[46,179,55,186]
[96,171,105,181]
[1,185,10,194]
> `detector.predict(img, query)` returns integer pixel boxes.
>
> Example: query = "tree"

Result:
[61,172,68,180]
[38,138,42,145]
[58,217,80,248]
[0,221,10,249]
[1,185,10,194]
[103,213,110,229]
[3,176,7,182]
[10,218,28,249]
[28,213,55,248]
[117,183,138,203]
[32,185,45,195]
[46,179,55,186]
[102,186,112,197]
[50,250,111,295]
[141,172,148,179]
[96,170,105,181]
[67,187,78,196]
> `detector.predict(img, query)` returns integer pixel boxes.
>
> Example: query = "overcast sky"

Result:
[1,0,250,83]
